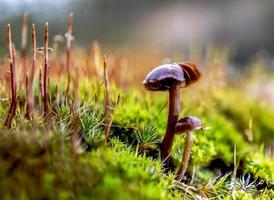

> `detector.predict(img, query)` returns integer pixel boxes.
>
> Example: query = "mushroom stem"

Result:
[176,131,193,181]
[161,84,180,160]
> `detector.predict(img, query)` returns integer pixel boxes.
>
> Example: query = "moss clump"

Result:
[0,131,170,200]
[245,150,274,184]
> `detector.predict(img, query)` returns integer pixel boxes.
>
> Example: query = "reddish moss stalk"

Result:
[29,24,37,93]
[39,68,43,108]
[71,67,80,153]
[4,25,18,128]
[42,22,49,118]
[21,12,28,86]
[25,74,30,115]
[65,12,74,97]
[25,24,36,119]
[72,67,79,112]
[103,55,112,144]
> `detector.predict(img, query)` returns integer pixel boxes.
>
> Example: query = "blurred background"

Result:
[0,0,273,65]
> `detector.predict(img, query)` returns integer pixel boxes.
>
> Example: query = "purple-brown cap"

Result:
[142,63,186,91]
[175,116,203,133]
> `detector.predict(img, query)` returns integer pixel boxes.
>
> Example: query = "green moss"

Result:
[0,131,170,200]
[245,149,274,184]
[84,148,169,200]
[214,89,274,144]
[0,70,273,199]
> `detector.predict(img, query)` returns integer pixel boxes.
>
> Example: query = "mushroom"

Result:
[142,62,201,161]
[175,116,203,181]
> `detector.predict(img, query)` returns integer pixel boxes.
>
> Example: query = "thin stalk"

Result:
[190,165,196,185]
[176,131,194,181]
[71,67,80,154]
[25,24,36,119]
[48,77,52,107]
[6,25,13,100]
[21,12,28,87]
[39,68,43,109]
[11,47,17,103]
[9,45,18,127]
[160,84,180,160]
[55,84,60,105]
[29,24,36,90]
[4,24,17,128]
[135,143,139,156]
[72,67,79,112]
[232,143,240,191]
[25,74,29,114]
[103,55,111,144]
[43,22,49,118]
[65,12,73,98]
[5,72,11,100]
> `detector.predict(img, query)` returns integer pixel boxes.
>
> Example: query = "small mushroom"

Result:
[175,115,203,134]
[175,116,203,181]
[143,62,201,161]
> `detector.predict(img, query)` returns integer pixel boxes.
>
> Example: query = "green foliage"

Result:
[79,105,102,133]
[53,103,72,121]
[79,105,104,148]
[0,131,170,200]
[229,173,260,193]
[98,82,273,196]
[78,79,104,102]
[190,132,217,166]
[0,65,273,199]
[135,124,161,152]
[203,110,249,164]
[0,100,8,120]
[52,103,72,135]
[214,89,274,144]
[111,138,134,152]
[84,148,169,200]
[113,91,167,133]
[245,150,274,184]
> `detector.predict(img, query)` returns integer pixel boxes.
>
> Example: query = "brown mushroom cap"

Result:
[175,116,203,133]
[178,62,201,86]
[142,63,186,91]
